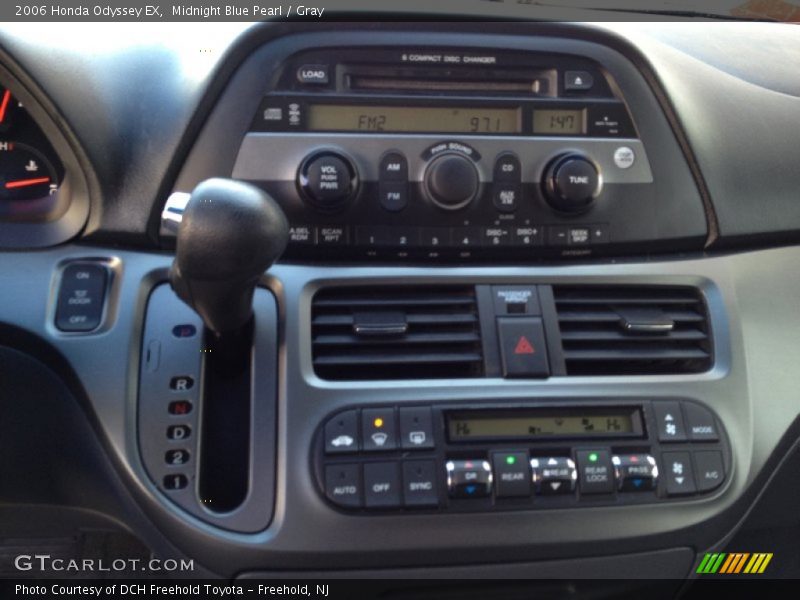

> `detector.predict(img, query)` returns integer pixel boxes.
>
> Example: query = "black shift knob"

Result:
[169,178,288,335]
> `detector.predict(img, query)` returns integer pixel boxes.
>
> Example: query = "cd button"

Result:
[494,152,521,183]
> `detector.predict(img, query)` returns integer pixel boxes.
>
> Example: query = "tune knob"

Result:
[424,153,480,211]
[297,151,358,211]
[542,154,601,213]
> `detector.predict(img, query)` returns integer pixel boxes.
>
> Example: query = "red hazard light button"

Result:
[497,317,550,378]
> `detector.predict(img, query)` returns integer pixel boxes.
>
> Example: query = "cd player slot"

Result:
[344,66,557,97]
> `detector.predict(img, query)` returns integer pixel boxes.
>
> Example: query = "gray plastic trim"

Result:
[138,285,278,533]
[232,133,653,185]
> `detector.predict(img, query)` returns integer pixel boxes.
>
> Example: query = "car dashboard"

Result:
[1,18,800,592]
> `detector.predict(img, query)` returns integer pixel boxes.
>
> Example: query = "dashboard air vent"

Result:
[312,286,484,380]
[553,286,712,375]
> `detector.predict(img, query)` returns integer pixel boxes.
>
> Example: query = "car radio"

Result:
[314,400,730,513]
[224,45,708,262]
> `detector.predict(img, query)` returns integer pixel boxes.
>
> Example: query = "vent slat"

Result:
[560,329,708,342]
[314,332,481,346]
[312,286,483,380]
[312,313,478,327]
[556,309,704,323]
[314,352,483,366]
[554,285,713,376]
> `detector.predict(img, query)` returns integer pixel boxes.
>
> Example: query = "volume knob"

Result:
[542,154,601,213]
[424,153,479,211]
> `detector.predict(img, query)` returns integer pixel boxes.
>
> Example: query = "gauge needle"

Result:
[5,176,51,189]
[0,90,11,123]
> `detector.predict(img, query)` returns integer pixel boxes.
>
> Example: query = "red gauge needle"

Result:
[5,176,50,189]
[0,90,11,123]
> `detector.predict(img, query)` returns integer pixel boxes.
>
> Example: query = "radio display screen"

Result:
[307,104,522,134]
[533,109,586,135]
[447,407,642,441]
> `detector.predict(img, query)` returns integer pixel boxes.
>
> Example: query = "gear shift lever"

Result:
[168,178,288,336]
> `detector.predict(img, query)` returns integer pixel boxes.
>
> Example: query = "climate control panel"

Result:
[314,400,730,513]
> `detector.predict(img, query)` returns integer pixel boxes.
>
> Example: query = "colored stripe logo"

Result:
[696,552,773,574]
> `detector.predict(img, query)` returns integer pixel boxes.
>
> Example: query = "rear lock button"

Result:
[576,449,614,494]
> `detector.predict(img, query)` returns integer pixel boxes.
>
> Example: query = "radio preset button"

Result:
[512,226,543,246]
[453,227,482,248]
[446,459,492,498]
[482,226,512,247]
[531,457,576,495]
[419,228,451,248]
[298,152,357,211]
